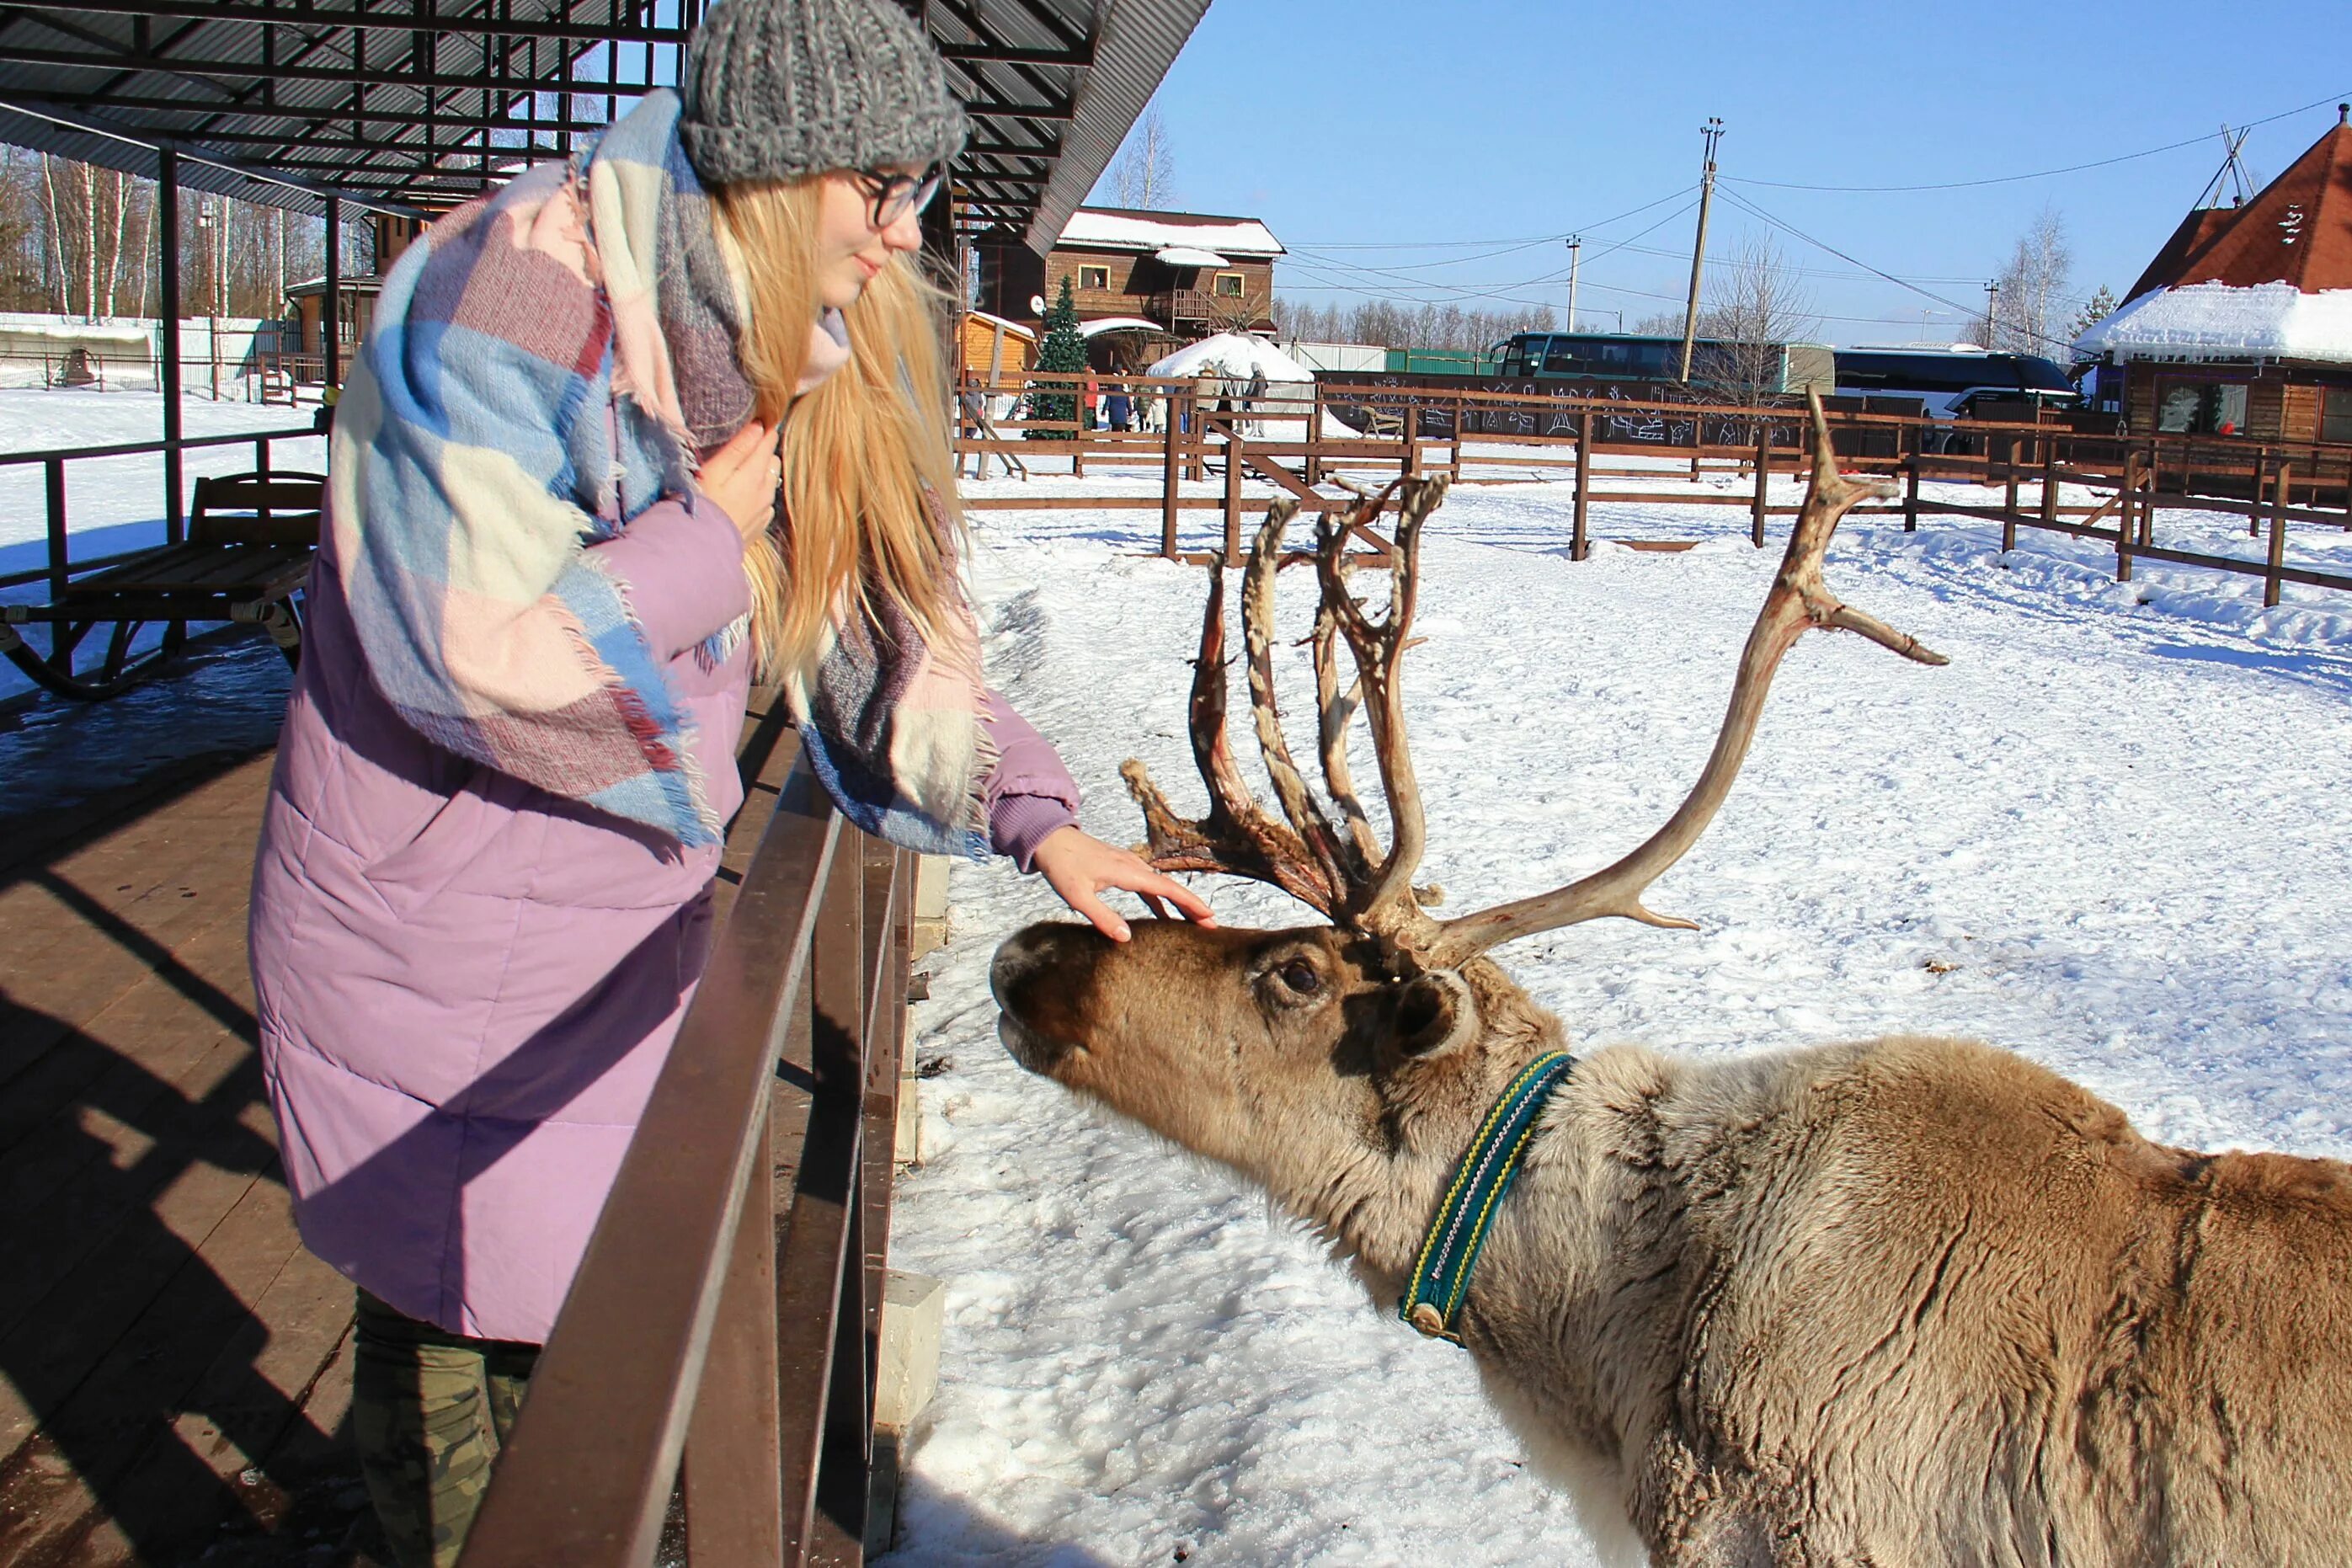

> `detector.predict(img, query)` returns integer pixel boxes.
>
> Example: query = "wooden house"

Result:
[2075,106,2352,445]
[957,309,1037,387]
[975,206,1285,348]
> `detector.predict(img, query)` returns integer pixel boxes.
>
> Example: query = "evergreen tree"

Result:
[2067,284,2119,350]
[1027,275,1087,438]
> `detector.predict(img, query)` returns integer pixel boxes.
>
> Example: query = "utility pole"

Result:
[1677,116,1724,383]
[1983,280,2001,349]
[1565,234,1581,332]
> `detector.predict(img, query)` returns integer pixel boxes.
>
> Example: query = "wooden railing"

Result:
[461,701,912,1566]
[954,378,2352,608]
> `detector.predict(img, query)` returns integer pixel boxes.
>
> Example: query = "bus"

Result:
[1493,331,1836,395]
[1831,345,2082,420]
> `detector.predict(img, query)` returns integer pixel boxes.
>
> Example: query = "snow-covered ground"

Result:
[0,387,325,702]
[880,459,2352,1565]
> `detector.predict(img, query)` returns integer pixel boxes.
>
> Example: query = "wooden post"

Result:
[2265,461,2292,608]
[1305,381,1324,488]
[1903,454,1920,534]
[1749,423,1768,548]
[2117,449,2138,584]
[1185,395,1203,483]
[2140,440,2156,547]
[2251,447,2268,538]
[2031,440,2057,548]
[1223,427,1244,568]
[1160,397,1181,560]
[1571,409,1592,563]
[2002,432,2019,543]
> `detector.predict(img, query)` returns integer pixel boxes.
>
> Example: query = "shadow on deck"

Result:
[0,719,380,1564]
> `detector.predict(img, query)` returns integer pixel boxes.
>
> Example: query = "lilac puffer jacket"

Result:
[252,494,1075,1342]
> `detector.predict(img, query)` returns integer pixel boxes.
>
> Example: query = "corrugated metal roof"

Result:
[0,0,1210,244]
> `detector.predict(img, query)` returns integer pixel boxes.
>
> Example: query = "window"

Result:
[1213,271,1246,299]
[2156,379,2250,435]
[1077,264,1111,291]
[2323,387,2352,445]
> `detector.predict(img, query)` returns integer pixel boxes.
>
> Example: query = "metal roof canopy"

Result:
[0,0,1212,248]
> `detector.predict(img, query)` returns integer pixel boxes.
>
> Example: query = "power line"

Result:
[1289,184,1696,251]
[1725,86,2351,194]
[1719,187,2081,354]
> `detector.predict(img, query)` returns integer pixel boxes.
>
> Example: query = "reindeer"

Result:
[990,397,2352,1566]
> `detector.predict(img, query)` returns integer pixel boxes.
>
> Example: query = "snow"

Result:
[880,460,2352,1564]
[2073,280,2352,363]
[12,382,2352,1560]
[1148,333,1316,383]
[1060,210,1285,258]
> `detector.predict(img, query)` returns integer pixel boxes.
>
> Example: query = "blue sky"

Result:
[1093,0,2352,347]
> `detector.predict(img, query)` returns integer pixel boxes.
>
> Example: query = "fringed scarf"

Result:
[328,89,989,856]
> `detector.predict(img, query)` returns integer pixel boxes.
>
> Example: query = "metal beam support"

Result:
[0,0,691,45]
[156,145,182,543]
[323,192,340,390]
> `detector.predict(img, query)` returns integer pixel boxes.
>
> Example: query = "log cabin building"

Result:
[974,205,1285,363]
[2076,106,2352,445]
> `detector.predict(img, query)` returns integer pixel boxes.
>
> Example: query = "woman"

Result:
[248,1,1208,1560]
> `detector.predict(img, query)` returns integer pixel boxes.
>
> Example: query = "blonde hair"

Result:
[710,175,963,683]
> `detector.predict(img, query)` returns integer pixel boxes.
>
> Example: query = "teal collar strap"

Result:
[1400,1050,1577,1342]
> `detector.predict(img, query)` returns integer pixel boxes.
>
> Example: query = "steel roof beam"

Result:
[0,0,687,45]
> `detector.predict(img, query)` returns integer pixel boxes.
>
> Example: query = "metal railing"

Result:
[461,711,913,1565]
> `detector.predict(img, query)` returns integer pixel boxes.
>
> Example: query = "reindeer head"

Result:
[993,394,1945,1262]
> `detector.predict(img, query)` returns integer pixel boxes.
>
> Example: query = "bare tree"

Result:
[1111,106,1176,210]
[1987,205,2072,359]
[1694,232,1819,413]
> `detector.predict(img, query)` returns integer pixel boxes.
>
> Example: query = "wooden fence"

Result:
[958,376,2352,609]
[460,711,912,1566]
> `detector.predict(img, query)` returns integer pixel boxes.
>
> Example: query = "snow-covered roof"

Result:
[1147,333,1315,382]
[2073,281,2352,365]
[1059,207,1284,259]
[968,309,1037,341]
[1078,317,1169,338]
[2082,107,2352,362]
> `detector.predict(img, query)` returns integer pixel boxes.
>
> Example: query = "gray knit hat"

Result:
[679,0,968,186]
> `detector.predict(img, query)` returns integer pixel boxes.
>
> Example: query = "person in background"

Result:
[246,2,1212,1562]
[1106,386,1133,433]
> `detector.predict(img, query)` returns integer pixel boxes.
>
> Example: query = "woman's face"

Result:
[813,167,926,312]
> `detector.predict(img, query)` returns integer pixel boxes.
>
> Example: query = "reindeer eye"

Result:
[1277,958,1321,995]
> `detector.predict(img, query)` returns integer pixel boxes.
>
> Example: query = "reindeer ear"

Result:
[1395,971,1478,1059]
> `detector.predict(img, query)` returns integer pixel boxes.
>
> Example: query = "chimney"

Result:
[2340,103,2349,125]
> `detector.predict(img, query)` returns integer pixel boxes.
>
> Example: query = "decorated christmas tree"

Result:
[1027,275,1088,438]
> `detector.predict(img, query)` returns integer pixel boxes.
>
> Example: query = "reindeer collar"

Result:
[1400,1050,1577,1343]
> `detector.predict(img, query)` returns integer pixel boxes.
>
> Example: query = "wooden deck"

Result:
[0,683,803,1566]
[0,746,373,1565]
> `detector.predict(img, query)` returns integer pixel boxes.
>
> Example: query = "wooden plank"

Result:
[0,1153,296,1563]
[51,1235,355,1565]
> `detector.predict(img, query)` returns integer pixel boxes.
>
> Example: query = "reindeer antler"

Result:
[1123,479,1448,934]
[1425,389,1944,965]
[1125,391,1940,973]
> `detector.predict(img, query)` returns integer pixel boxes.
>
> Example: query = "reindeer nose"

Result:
[990,922,1106,1071]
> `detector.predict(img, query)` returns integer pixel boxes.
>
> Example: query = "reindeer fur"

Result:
[994,924,2352,1565]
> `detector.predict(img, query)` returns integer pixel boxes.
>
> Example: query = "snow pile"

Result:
[1148,332,1316,383]
[1060,210,1284,257]
[2073,280,2352,363]
[881,472,2352,1564]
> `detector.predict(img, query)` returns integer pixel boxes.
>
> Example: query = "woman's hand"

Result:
[1030,825,1216,942]
[699,419,782,542]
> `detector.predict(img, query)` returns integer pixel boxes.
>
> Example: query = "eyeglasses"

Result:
[852,163,943,231]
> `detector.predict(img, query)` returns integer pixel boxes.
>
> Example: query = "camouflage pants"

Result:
[351,1290,542,1568]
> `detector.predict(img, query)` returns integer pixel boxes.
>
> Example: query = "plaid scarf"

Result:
[328,90,989,856]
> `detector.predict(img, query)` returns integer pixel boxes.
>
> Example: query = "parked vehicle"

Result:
[1832,344,2083,421]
